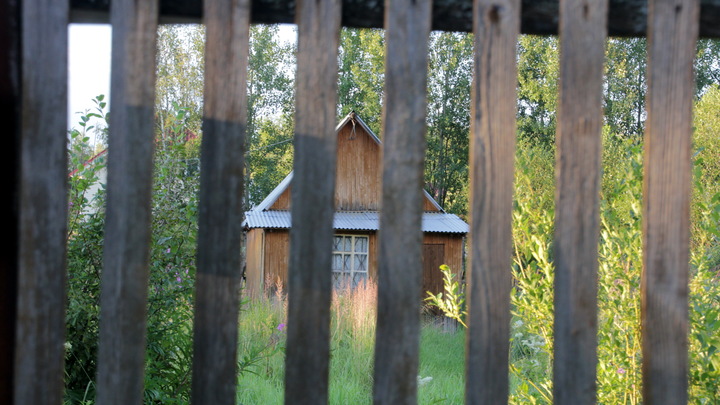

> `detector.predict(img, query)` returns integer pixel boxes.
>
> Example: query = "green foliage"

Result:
[338,28,385,135]
[65,98,200,403]
[425,265,467,328]
[604,38,647,138]
[425,32,472,216]
[246,25,296,207]
[64,96,110,404]
[517,35,559,147]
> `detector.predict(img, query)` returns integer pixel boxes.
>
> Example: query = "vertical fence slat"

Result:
[372,0,431,403]
[15,1,69,404]
[465,0,519,403]
[552,0,607,402]
[191,0,250,402]
[283,0,341,402]
[95,1,159,403]
[642,0,699,403]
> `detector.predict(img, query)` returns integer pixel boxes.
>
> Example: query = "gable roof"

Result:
[246,112,466,234]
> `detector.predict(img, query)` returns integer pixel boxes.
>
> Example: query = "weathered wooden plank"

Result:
[191,0,250,403]
[372,0,431,403]
[14,1,69,404]
[642,0,698,403]
[465,0,519,403]
[283,0,341,401]
[69,0,720,38]
[553,0,608,403]
[0,1,20,402]
[95,1,159,404]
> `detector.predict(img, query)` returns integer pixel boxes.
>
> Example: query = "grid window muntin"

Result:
[332,234,369,288]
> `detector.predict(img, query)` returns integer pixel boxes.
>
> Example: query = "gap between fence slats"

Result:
[15,2,69,404]
[283,0,341,402]
[95,1,159,403]
[465,0,519,403]
[372,0,431,403]
[642,0,699,403]
[191,0,250,403]
[552,0,607,403]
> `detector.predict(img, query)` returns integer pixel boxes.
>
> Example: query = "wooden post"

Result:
[553,0,607,403]
[191,0,250,403]
[372,0,431,403]
[15,1,69,404]
[642,0,699,403]
[465,0,519,403]
[95,1,159,404]
[283,0,341,402]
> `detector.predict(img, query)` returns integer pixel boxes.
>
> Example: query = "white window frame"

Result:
[331,234,369,288]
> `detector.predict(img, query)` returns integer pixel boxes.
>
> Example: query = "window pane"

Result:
[355,254,367,271]
[353,272,368,287]
[343,236,352,252]
[355,236,368,253]
[332,254,342,271]
[343,254,351,271]
[333,236,342,251]
[333,272,350,289]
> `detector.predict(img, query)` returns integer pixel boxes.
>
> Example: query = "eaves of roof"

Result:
[244,210,468,234]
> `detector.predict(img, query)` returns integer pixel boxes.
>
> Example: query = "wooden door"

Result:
[422,244,445,297]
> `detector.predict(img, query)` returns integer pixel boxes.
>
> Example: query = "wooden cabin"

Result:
[244,112,467,297]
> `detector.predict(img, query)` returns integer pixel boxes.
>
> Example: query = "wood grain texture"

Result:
[95,1,159,403]
[0,0,19,402]
[283,0,340,401]
[15,1,68,404]
[465,0,519,403]
[372,0,431,402]
[191,0,250,403]
[642,0,698,403]
[69,0,720,38]
[552,0,607,403]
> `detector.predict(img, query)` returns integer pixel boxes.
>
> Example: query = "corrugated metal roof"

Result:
[244,210,468,234]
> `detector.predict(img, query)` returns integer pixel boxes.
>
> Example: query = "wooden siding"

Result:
[245,228,265,299]
[264,229,290,292]
[269,185,291,210]
[422,244,445,296]
[335,124,382,211]
[423,233,463,280]
[255,230,460,297]
[267,122,440,212]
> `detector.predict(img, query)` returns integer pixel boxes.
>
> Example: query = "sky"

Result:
[67,23,297,134]
[68,24,111,131]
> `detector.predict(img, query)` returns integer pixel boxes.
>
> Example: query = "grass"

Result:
[236,281,468,404]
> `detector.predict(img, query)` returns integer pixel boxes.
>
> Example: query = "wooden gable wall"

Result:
[269,118,441,212]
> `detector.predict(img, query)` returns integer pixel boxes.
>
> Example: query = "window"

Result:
[332,235,369,288]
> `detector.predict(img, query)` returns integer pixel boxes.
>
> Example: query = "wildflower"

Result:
[277,323,286,332]
[617,367,626,375]
[166,248,171,254]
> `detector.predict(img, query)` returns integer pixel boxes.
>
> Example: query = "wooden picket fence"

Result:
[3,0,717,404]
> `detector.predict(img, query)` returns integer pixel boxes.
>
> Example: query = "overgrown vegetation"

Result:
[63,26,720,404]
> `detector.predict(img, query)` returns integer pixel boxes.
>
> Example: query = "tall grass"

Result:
[236,280,467,404]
